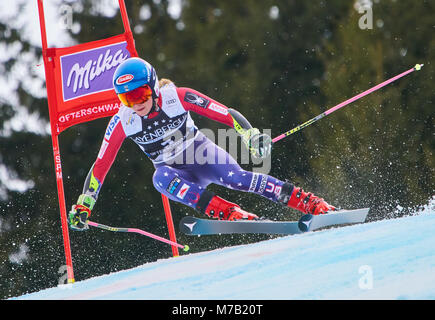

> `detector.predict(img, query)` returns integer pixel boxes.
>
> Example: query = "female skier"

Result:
[69,57,336,230]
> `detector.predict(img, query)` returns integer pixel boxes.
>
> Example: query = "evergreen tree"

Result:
[0,2,63,298]
[0,0,432,298]
[301,1,434,217]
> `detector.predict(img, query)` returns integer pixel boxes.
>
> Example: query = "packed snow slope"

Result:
[14,206,435,300]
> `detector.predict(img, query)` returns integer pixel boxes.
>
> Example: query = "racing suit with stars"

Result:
[81,83,290,214]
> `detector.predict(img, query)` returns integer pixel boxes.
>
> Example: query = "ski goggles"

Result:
[117,85,153,108]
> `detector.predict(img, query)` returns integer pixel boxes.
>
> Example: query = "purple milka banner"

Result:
[60,42,130,101]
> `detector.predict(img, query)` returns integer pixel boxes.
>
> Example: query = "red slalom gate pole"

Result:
[119,0,179,257]
[161,195,179,257]
[51,137,75,283]
[38,0,75,283]
[118,0,138,58]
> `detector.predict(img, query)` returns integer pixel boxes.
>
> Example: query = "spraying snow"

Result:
[12,198,435,300]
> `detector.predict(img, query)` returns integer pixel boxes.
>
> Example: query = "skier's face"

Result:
[132,97,154,116]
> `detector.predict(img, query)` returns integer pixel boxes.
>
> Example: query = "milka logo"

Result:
[61,42,130,100]
[67,49,128,93]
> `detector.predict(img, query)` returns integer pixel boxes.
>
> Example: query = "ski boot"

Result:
[196,190,258,221]
[279,183,336,215]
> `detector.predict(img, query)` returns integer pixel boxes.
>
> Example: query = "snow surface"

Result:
[12,201,435,300]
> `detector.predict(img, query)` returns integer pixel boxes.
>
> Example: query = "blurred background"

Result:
[0,0,433,299]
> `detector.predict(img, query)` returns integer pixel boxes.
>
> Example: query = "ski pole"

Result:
[272,64,424,143]
[87,221,190,252]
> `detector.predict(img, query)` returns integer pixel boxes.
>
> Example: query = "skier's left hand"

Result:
[242,128,272,159]
[68,194,95,231]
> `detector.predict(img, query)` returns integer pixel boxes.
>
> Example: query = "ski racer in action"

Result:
[68,57,336,231]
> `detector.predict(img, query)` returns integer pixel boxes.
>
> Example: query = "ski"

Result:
[179,216,301,236]
[298,207,370,232]
[179,208,369,236]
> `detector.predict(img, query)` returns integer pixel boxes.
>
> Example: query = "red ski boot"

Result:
[204,195,259,221]
[287,186,336,215]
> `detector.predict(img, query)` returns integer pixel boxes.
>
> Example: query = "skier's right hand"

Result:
[241,128,272,159]
[68,194,95,231]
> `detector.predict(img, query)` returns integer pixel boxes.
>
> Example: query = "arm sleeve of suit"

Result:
[176,87,253,134]
[82,115,126,200]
